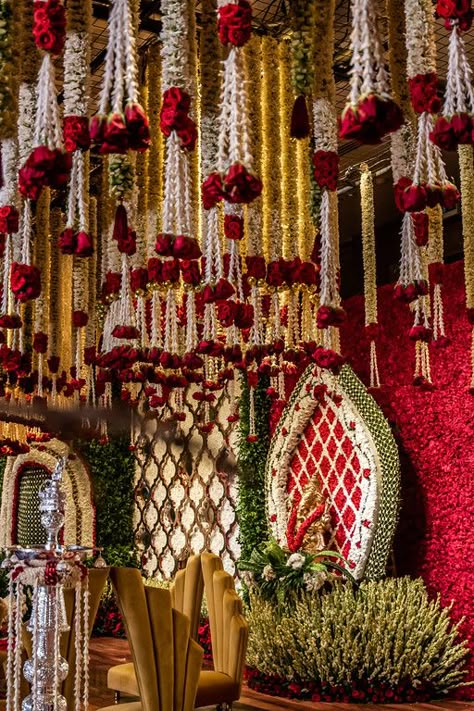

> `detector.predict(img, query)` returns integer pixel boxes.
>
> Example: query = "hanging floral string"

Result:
[458,144,474,391]
[360,165,380,388]
[431,0,474,151]
[340,0,403,143]
[158,0,200,381]
[60,0,92,259]
[398,0,460,214]
[289,0,317,139]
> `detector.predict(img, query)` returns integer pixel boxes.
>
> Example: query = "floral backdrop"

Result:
[340,258,474,697]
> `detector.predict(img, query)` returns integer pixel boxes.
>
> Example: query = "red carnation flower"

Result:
[73,310,88,328]
[33,0,66,56]
[224,213,244,240]
[90,114,107,144]
[235,302,254,329]
[112,325,140,340]
[202,172,225,210]
[218,0,252,47]
[312,346,345,373]
[161,259,180,284]
[440,181,460,209]
[223,162,262,204]
[298,261,318,286]
[430,115,458,151]
[147,258,162,285]
[340,95,403,144]
[102,271,121,300]
[173,234,202,259]
[125,102,151,151]
[130,267,148,293]
[10,263,41,302]
[217,299,238,327]
[63,115,91,152]
[408,73,441,114]
[33,331,48,354]
[394,178,428,213]
[316,304,346,329]
[117,228,137,256]
[100,113,129,154]
[161,87,191,113]
[180,259,201,286]
[75,231,93,257]
[246,255,266,281]
[409,324,432,342]
[267,259,288,287]
[0,205,19,234]
[312,150,339,191]
[451,112,473,143]
[155,233,174,257]
[177,116,198,151]
[437,0,471,19]
[59,228,76,254]
[428,261,444,285]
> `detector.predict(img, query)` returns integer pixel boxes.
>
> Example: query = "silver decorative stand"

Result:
[2,457,101,711]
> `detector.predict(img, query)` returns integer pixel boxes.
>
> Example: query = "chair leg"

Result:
[114,691,121,704]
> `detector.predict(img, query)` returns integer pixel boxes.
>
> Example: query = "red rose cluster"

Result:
[159,87,197,151]
[0,206,19,235]
[408,73,441,114]
[224,214,244,240]
[218,0,252,47]
[90,102,151,154]
[339,94,403,144]
[312,151,339,191]
[430,113,473,151]
[217,300,254,329]
[18,146,72,201]
[33,0,66,56]
[59,228,93,257]
[394,177,460,212]
[316,305,346,329]
[10,262,41,303]
[266,257,318,288]
[202,163,262,208]
[437,0,472,28]
[155,233,202,260]
[63,116,91,152]
[393,279,428,303]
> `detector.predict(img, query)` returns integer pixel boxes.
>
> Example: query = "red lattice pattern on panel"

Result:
[132,386,240,579]
[288,398,364,562]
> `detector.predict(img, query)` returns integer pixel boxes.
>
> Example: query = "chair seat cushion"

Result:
[195,670,240,707]
[108,663,240,707]
[107,662,139,697]
[100,704,142,711]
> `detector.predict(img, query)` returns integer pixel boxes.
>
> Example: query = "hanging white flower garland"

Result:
[340,0,402,143]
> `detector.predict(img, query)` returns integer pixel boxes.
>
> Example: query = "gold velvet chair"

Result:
[108,553,248,709]
[108,553,205,701]
[170,553,205,642]
[100,567,203,711]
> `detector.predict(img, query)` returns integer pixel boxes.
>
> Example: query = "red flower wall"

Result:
[340,259,474,696]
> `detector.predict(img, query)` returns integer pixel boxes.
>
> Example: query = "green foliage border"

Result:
[237,376,271,562]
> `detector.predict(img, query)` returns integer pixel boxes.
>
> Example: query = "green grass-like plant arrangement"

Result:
[246,577,470,701]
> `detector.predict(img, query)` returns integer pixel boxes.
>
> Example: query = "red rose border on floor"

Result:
[266,364,400,580]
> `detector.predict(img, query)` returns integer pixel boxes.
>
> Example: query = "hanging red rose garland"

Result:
[431,0,474,151]
[339,0,403,143]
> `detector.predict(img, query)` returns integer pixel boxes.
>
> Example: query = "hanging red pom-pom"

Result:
[113,203,128,244]
[290,94,310,139]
